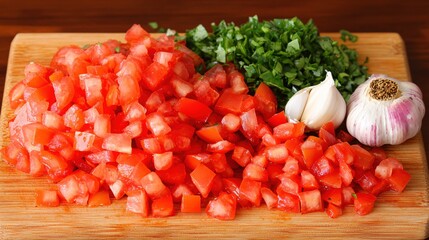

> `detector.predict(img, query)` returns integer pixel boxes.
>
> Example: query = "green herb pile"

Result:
[185,16,368,107]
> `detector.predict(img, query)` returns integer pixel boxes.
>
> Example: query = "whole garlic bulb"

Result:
[285,71,346,130]
[346,74,425,147]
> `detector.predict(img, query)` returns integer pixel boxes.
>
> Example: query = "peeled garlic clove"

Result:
[301,72,346,130]
[284,71,347,130]
[284,87,312,123]
[346,74,425,147]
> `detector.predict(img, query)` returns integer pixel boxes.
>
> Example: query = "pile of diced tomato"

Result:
[1,24,411,220]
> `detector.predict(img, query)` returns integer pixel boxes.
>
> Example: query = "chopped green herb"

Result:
[148,22,159,29]
[185,16,368,107]
[114,46,121,53]
[340,30,358,42]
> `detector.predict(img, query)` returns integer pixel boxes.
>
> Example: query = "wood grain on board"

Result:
[0,33,428,239]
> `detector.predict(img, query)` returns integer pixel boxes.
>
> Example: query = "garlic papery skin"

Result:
[346,74,425,147]
[284,71,346,130]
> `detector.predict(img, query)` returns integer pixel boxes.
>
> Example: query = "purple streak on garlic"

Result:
[346,74,425,147]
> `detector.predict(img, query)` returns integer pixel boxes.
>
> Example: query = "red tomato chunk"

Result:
[1,24,411,220]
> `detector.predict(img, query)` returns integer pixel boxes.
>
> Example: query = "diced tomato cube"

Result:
[126,189,150,217]
[277,188,300,213]
[375,158,403,179]
[254,82,277,119]
[204,64,227,89]
[145,113,171,137]
[221,113,241,133]
[153,152,173,171]
[232,146,252,167]
[301,139,323,169]
[109,179,126,199]
[266,144,288,164]
[332,142,354,165]
[196,125,223,143]
[352,145,375,170]
[63,104,84,131]
[277,174,301,195]
[311,156,335,178]
[239,178,262,206]
[260,187,278,209]
[102,133,132,154]
[141,62,169,91]
[301,170,319,191]
[243,163,268,182]
[88,190,111,207]
[206,192,237,220]
[52,76,75,111]
[57,174,80,203]
[282,156,299,177]
[298,190,323,214]
[35,190,60,207]
[355,171,379,192]
[354,192,377,216]
[326,202,343,218]
[125,24,149,45]
[42,111,64,130]
[193,78,220,107]
[388,168,411,192]
[322,188,343,207]
[152,189,174,217]
[156,163,186,185]
[74,131,96,151]
[214,89,246,115]
[190,163,216,198]
[175,97,212,122]
[206,140,235,154]
[170,75,193,98]
[319,171,342,189]
[181,194,201,213]
[140,172,167,199]
[342,186,356,206]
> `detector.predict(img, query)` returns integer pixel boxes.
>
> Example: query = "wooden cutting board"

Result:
[0,33,428,239]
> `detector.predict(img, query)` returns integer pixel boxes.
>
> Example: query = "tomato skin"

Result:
[206,192,237,220]
[326,202,342,218]
[354,192,377,216]
[190,163,216,198]
[254,82,277,119]
[125,24,150,45]
[301,140,323,169]
[351,145,375,170]
[181,194,201,213]
[175,97,213,122]
[141,62,169,91]
[152,189,174,217]
[196,125,223,143]
[388,169,411,193]
[322,188,343,206]
[88,190,111,207]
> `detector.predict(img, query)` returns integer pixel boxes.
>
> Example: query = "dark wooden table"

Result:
[0,0,428,158]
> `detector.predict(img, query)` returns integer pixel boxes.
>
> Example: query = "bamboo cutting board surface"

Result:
[0,33,428,239]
